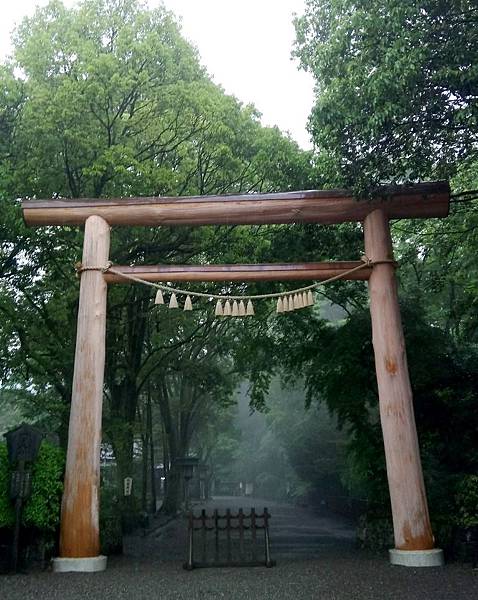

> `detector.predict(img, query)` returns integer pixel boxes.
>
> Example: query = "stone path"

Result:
[125,496,356,562]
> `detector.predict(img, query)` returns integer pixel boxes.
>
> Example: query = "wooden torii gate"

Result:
[22,181,450,571]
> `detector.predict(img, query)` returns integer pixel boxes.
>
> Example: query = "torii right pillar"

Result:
[364,209,444,567]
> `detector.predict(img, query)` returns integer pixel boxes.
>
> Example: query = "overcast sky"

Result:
[0,0,315,149]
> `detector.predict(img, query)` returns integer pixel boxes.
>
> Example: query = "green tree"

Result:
[0,0,314,518]
[275,301,478,543]
[293,0,478,343]
[294,0,478,190]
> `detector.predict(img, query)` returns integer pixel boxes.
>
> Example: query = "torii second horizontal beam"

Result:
[103,261,372,284]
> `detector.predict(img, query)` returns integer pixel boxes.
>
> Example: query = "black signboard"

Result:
[5,423,43,464]
[3,424,44,572]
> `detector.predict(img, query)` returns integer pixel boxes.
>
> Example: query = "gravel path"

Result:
[1,497,477,599]
[1,555,477,600]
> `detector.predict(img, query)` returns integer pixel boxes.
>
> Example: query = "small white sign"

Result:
[124,477,133,496]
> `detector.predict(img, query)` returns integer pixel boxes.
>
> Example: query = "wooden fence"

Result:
[184,507,275,570]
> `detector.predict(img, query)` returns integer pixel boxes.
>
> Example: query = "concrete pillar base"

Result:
[389,548,444,567]
[52,555,107,573]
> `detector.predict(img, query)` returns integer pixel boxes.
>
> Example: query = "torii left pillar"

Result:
[53,215,110,572]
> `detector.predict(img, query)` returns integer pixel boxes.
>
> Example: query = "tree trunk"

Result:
[141,431,148,513]
[161,464,181,515]
[157,381,180,514]
[148,392,157,513]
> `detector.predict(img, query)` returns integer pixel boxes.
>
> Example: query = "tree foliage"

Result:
[291,1,478,545]
[0,0,314,516]
[295,0,478,190]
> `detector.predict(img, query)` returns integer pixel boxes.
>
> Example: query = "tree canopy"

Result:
[294,0,478,190]
[0,0,314,514]
[288,0,478,546]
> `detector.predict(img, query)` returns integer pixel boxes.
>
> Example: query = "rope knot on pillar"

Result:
[75,261,112,277]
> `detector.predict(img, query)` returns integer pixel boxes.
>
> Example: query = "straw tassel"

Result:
[276,297,284,313]
[169,293,178,308]
[184,295,193,311]
[157,289,317,315]
[307,290,314,306]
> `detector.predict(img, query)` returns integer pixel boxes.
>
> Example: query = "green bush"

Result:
[0,442,64,531]
[455,474,478,528]
[356,512,394,551]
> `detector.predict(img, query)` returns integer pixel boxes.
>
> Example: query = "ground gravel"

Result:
[0,555,477,600]
[1,499,476,599]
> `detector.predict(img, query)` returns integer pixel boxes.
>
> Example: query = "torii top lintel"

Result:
[21,181,450,227]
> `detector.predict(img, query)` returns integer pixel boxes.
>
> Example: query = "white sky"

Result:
[0,0,315,149]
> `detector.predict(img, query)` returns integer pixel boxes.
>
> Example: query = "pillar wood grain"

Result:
[59,215,110,558]
[21,181,450,227]
[103,261,372,284]
[364,209,435,551]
